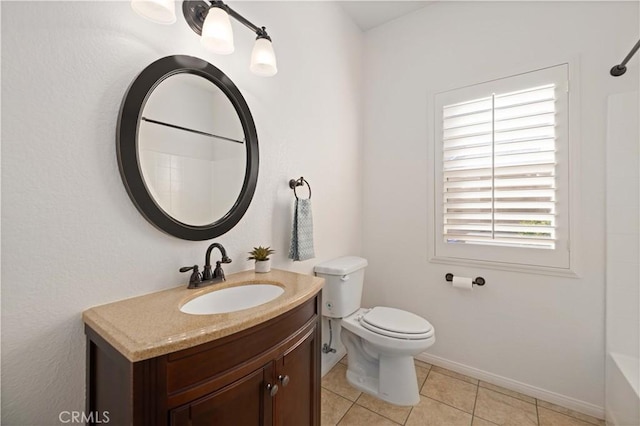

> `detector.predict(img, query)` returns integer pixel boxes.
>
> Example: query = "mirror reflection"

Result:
[138,74,246,226]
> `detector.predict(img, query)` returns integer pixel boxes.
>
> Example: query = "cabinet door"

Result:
[171,363,274,426]
[275,327,319,426]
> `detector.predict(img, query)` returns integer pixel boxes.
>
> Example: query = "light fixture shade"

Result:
[250,38,277,77]
[201,7,235,55]
[131,0,176,24]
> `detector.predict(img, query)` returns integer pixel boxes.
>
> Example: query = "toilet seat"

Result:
[359,307,434,340]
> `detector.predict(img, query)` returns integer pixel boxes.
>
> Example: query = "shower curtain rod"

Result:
[611,38,640,77]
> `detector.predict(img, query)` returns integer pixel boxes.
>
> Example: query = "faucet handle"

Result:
[180,265,202,287]
[213,261,226,281]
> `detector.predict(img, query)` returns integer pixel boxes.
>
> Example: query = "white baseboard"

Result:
[416,352,605,420]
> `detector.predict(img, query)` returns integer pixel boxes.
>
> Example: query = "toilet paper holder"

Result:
[445,273,486,286]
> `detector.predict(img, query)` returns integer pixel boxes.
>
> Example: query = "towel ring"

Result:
[289,177,312,200]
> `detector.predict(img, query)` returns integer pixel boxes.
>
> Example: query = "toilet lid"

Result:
[360,307,434,340]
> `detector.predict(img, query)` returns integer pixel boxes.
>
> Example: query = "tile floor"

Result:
[321,357,606,426]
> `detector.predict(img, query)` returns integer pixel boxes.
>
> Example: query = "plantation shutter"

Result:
[442,84,557,249]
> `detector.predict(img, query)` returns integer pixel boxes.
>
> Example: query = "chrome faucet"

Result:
[179,242,232,289]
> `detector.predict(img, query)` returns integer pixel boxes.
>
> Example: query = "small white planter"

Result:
[255,259,271,273]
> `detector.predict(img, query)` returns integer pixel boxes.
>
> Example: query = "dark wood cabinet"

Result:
[86,294,320,426]
[275,329,317,425]
[170,363,272,426]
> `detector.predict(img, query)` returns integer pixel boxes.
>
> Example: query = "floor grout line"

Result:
[536,399,604,425]
[352,399,408,425]
[403,406,413,425]
[430,367,480,388]
[420,369,477,416]
[473,413,502,425]
[321,385,359,403]
[334,399,354,426]
[420,394,476,417]
[471,380,480,420]
[323,362,604,426]
[354,403,404,425]
[478,380,537,405]
[336,402,355,426]
[321,385,359,426]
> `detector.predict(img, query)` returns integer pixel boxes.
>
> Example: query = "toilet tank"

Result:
[314,256,368,318]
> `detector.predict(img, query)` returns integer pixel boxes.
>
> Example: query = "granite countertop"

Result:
[82,269,324,362]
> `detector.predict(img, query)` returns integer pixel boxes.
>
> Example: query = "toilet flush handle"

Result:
[340,275,350,281]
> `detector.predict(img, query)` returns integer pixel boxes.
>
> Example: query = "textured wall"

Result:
[361,0,638,413]
[1,2,363,424]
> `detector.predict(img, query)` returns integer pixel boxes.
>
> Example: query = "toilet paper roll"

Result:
[452,276,474,290]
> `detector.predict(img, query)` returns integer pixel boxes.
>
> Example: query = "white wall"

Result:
[361,0,638,414]
[1,1,362,424]
[606,91,640,360]
[605,91,640,426]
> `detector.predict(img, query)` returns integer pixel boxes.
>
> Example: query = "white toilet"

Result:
[314,256,435,406]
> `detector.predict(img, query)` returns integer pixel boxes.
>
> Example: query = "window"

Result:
[433,64,571,270]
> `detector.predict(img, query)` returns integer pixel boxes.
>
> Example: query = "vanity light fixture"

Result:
[131,0,278,77]
[199,3,235,54]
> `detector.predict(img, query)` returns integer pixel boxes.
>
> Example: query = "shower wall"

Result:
[605,90,640,425]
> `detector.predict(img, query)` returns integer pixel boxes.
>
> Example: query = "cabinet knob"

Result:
[266,383,279,397]
[278,374,290,387]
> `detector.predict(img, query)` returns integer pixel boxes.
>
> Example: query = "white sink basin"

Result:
[180,284,284,315]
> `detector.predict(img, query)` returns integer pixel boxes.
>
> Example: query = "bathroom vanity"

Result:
[100,53,319,425]
[83,269,323,426]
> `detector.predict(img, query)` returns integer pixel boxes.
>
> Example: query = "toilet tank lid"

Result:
[314,256,368,275]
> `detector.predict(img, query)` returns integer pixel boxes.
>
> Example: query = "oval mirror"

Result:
[117,55,259,240]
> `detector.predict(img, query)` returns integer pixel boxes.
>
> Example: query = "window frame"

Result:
[429,62,579,276]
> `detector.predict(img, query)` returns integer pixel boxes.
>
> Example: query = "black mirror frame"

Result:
[117,55,259,241]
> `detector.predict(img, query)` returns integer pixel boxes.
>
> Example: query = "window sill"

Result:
[429,255,579,278]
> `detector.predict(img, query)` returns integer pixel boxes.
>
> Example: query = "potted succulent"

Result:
[247,246,275,273]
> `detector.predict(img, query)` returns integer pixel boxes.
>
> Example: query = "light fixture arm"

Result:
[213,1,271,40]
[183,0,271,40]
[181,0,278,76]
[133,0,278,75]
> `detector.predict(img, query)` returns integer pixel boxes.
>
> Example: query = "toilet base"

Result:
[345,353,420,406]
[341,326,424,406]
